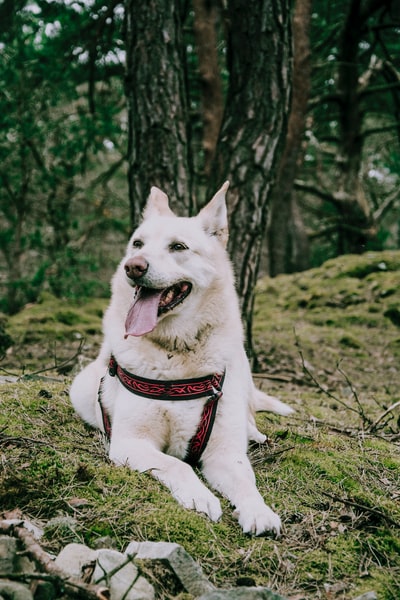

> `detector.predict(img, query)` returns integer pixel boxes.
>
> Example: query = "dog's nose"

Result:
[124,257,149,280]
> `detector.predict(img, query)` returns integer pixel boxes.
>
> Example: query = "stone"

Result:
[125,540,214,597]
[94,549,154,600]
[0,536,17,574]
[92,536,119,550]
[54,542,98,579]
[0,581,33,600]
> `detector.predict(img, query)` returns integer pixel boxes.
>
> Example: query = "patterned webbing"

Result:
[97,356,225,466]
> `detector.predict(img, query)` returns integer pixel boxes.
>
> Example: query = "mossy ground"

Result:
[1,251,399,599]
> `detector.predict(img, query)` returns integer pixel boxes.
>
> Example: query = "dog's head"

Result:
[122,182,230,337]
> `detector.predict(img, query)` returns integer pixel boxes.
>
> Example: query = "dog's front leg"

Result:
[109,437,222,522]
[202,453,281,536]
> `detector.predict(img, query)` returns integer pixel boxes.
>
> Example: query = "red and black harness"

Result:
[98,356,225,467]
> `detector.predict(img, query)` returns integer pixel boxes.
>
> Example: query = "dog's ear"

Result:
[198,181,229,247]
[143,187,175,219]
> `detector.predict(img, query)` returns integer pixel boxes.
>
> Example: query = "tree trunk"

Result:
[125,0,193,226]
[335,0,377,254]
[207,0,291,360]
[192,0,224,177]
[268,0,312,277]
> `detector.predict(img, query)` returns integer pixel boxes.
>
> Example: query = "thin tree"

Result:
[296,0,400,258]
[207,0,292,359]
[268,0,312,276]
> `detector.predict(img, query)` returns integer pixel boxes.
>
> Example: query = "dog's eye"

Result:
[132,239,143,249]
[169,242,188,252]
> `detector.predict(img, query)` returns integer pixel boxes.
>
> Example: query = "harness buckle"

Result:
[210,385,223,402]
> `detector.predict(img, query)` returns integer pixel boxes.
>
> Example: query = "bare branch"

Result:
[359,80,400,99]
[372,188,399,222]
[0,521,110,600]
[357,56,384,93]
[307,92,341,111]
[0,339,84,379]
[337,362,371,425]
[361,121,400,140]
[370,400,400,433]
[321,491,400,529]
[294,331,360,417]
[294,180,352,205]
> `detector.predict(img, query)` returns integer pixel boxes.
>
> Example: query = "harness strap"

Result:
[184,392,221,467]
[98,376,111,440]
[97,356,225,467]
[108,355,224,401]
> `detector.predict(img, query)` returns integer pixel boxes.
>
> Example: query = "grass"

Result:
[1,250,400,599]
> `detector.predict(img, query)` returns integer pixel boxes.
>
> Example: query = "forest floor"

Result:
[1,250,399,600]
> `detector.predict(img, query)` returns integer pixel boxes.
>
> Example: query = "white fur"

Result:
[70,182,293,536]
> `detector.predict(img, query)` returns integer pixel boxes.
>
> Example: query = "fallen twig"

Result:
[293,330,399,436]
[249,444,295,466]
[295,332,361,417]
[336,362,370,425]
[22,338,85,379]
[0,429,56,449]
[0,521,109,600]
[320,491,400,529]
[252,372,294,383]
[0,339,84,380]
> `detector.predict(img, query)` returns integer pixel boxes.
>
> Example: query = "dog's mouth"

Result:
[158,281,192,313]
[125,281,192,337]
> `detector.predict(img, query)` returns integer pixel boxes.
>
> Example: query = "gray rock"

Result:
[92,536,119,550]
[0,536,18,574]
[125,540,214,597]
[352,593,378,600]
[54,543,98,579]
[0,580,33,600]
[94,549,154,600]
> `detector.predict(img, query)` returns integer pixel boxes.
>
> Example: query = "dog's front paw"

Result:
[235,503,281,536]
[174,484,222,522]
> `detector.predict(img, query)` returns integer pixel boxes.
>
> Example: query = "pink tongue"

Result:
[125,287,164,337]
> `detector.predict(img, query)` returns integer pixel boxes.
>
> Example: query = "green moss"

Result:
[339,335,362,349]
[1,251,400,597]
[8,293,105,339]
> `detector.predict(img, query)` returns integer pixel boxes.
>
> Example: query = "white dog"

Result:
[70,182,293,535]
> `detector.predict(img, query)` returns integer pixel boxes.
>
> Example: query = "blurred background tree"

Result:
[294,0,400,269]
[0,0,127,314]
[0,0,399,353]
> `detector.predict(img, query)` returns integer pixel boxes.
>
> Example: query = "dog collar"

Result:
[98,356,225,466]
[108,355,224,401]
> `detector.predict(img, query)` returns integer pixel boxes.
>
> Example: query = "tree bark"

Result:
[268,0,311,277]
[192,0,224,177]
[125,0,193,226]
[207,0,291,359]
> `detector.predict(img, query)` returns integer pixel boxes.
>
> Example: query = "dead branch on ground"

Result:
[321,491,400,529]
[0,339,85,379]
[294,331,399,437]
[0,520,109,600]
